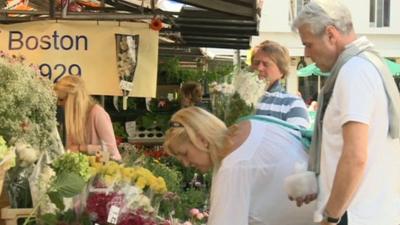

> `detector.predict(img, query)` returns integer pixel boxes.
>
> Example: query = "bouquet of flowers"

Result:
[0,51,64,208]
[84,156,168,225]
[25,152,90,225]
[209,81,235,123]
[209,69,266,126]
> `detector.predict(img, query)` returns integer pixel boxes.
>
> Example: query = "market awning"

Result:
[162,1,258,49]
[297,59,400,77]
[1,1,259,50]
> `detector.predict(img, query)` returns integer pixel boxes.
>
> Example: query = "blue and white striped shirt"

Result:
[255,81,310,128]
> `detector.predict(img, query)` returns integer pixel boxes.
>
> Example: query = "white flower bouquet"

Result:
[209,69,266,126]
[0,51,64,208]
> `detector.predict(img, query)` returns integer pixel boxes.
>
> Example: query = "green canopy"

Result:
[297,59,400,77]
[297,64,329,77]
[385,59,400,77]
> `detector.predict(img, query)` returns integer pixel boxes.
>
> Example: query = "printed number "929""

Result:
[39,63,82,82]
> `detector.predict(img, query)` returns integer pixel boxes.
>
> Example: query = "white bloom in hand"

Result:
[284,162,318,198]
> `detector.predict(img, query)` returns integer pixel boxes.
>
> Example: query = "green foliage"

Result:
[40,213,58,225]
[115,96,137,111]
[39,209,92,225]
[50,172,86,198]
[52,152,91,182]
[159,57,233,83]
[0,55,58,151]
[23,172,86,225]
[135,112,172,132]
[112,122,128,138]
[47,191,65,211]
[144,158,182,193]
[224,92,255,126]
[154,157,210,220]
[47,172,86,211]
[160,188,209,221]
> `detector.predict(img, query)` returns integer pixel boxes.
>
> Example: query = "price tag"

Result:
[120,80,133,91]
[107,205,120,224]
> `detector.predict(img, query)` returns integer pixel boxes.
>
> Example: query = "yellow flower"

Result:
[88,156,97,166]
[151,177,167,194]
[89,162,105,176]
[104,161,121,175]
[89,167,99,177]
[136,176,147,189]
[121,167,136,178]
[104,175,116,187]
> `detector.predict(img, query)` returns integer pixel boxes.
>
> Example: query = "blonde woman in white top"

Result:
[164,107,314,225]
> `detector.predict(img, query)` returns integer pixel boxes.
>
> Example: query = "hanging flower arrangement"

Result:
[150,16,163,31]
[115,34,140,110]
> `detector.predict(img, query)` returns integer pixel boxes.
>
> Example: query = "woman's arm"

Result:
[90,106,122,160]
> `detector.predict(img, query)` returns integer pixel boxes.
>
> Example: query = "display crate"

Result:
[127,126,164,144]
[1,206,34,225]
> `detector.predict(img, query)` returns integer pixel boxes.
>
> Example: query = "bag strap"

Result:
[236,115,313,150]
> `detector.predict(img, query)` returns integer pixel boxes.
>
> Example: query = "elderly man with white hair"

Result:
[291,1,400,225]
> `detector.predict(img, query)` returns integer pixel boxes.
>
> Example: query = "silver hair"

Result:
[292,0,353,36]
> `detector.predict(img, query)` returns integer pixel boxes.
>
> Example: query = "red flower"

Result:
[150,17,163,31]
[118,209,157,225]
[86,192,125,224]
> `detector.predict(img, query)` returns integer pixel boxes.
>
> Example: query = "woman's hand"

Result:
[78,144,88,153]
[70,144,89,153]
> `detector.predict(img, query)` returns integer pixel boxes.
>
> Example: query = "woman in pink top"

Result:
[54,75,122,161]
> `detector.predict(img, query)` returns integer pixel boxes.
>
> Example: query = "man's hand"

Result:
[288,193,317,207]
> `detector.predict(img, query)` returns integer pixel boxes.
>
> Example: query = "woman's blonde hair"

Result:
[54,75,96,145]
[252,40,291,78]
[163,107,229,170]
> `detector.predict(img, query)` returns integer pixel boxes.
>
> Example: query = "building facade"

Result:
[252,0,400,96]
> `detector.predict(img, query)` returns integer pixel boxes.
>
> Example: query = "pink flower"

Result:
[182,222,193,225]
[162,220,172,225]
[189,208,200,216]
[196,213,204,220]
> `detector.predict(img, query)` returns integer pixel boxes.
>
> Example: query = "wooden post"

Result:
[0,184,10,225]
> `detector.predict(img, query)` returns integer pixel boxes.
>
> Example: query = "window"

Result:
[370,0,390,27]
[289,0,310,23]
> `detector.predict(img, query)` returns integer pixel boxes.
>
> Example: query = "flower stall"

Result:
[0,2,262,223]
[0,52,210,225]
